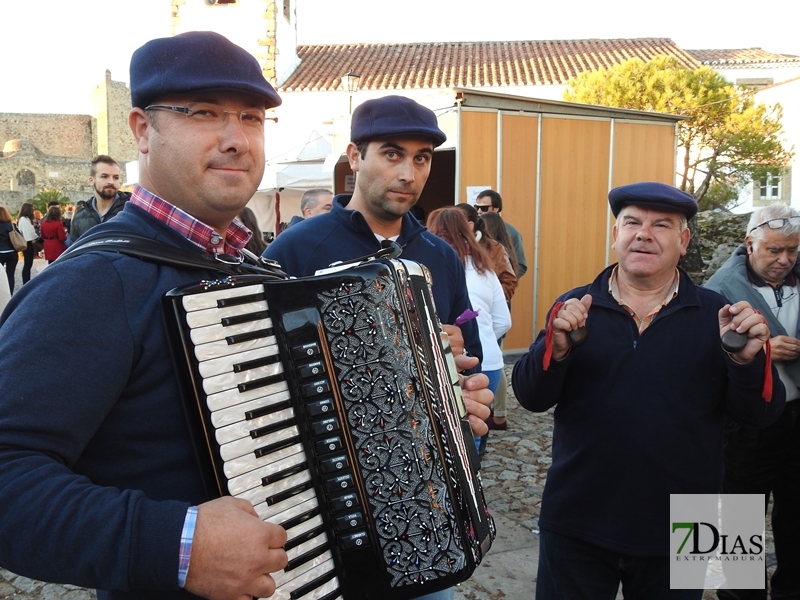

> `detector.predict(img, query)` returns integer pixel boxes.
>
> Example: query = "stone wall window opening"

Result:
[760,170,782,200]
[203,0,237,5]
[16,169,36,187]
[283,0,291,22]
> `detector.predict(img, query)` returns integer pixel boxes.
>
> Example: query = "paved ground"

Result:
[0,278,776,599]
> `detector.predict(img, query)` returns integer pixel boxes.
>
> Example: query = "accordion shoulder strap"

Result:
[58,231,286,278]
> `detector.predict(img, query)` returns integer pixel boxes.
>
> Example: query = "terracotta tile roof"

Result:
[279,38,700,92]
[688,48,800,66]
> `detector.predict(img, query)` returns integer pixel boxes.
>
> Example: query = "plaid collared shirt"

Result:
[129,185,252,257]
[608,266,680,334]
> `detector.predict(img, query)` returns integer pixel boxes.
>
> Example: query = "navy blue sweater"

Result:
[0,204,222,599]
[264,195,482,362]
[512,265,785,555]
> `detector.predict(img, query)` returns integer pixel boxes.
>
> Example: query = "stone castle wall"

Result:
[0,114,94,159]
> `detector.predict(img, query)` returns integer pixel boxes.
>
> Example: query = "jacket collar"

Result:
[587,263,701,313]
[331,194,427,246]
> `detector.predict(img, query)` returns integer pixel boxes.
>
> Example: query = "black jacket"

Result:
[68,192,131,244]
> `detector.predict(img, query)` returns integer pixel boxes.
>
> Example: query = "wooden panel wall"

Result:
[535,117,611,337]
[458,111,498,201]
[499,113,539,351]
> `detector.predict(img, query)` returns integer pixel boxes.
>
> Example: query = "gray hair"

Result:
[746,204,800,244]
[300,188,333,214]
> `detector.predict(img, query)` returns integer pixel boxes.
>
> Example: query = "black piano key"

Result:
[245,399,293,421]
[267,480,314,506]
[250,415,296,439]
[222,310,270,327]
[285,525,326,552]
[216,292,266,307]
[233,353,281,373]
[261,462,308,486]
[279,506,321,531]
[238,372,285,393]
[225,327,275,345]
[285,542,330,573]
[289,569,337,600]
[253,434,301,458]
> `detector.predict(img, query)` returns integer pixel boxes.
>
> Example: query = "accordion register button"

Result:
[319,454,349,474]
[315,436,343,454]
[311,417,340,436]
[307,398,334,417]
[334,511,364,531]
[291,342,320,360]
[302,379,331,397]
[298,360,326,378]
[329,492,359,512]
[325,473,354,492]
[339,530,369,550]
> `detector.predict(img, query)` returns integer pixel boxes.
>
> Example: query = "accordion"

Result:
[163,256,495,600]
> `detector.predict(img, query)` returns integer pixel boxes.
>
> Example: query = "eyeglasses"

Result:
[144,102,266,130]
[749,216,800,233]
[475,204,493,213]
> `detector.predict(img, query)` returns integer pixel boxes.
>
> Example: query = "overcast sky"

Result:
[1,0,797,115]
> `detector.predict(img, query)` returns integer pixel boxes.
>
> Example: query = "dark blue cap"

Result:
[609,182,698,220]
[129,31,282,109]
[350,96,446,147]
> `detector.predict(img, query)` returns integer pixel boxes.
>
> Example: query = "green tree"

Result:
[28,188,70,215]
[563,56,793,207]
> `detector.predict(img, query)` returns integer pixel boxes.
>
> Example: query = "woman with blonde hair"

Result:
[427,206,511,455]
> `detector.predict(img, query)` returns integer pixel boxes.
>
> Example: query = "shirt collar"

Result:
[608,265,680,307]
[129,185,251,257]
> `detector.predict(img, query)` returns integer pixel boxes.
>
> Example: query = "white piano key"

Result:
[202,361,284,395]
[218,412,297,460]
[224,441,304,481]
[253,487,318,521]
[226,450,308,496]
[215,401,295,444]
[186,299,269,329]
[198,344,281,379]
[207,380,290,414]
[263,497,320,527]
[286,531,327,562]
[272,560,338,600]
[182,283,266,312]
[235,470,311,507]
[190,317,274,348]
[272,553,334,588]
[210,388,292,428]
[286,514,325,541]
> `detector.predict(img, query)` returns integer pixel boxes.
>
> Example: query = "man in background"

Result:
[475,189,527,278]
[705,203,800,600]
[286,188,333,228]
[68,155,130,244]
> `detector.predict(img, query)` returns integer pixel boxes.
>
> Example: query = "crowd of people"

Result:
[0,28,797,600]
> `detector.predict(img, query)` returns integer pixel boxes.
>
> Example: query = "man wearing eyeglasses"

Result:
[474,189,527,278]
[0,31,290,600]
[706,204,800,600]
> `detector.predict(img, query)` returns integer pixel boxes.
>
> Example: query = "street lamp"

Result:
[341,71,361,115]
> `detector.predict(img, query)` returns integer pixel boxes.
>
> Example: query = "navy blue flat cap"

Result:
[130,31,281,109]
[351,96,446,147]
[609,182,698,220]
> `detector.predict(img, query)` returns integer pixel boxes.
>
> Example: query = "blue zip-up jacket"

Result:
[512,265,785,556]
[264,195,482,363]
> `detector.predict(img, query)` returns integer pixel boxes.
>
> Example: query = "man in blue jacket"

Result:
[512,182,785,600]
[264,96,482,366]
[705,203,800,600]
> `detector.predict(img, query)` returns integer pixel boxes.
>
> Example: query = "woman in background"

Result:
[0,207,19,295]
[16,203,37,285]
[427,207,511,455]
[40,205,68,263]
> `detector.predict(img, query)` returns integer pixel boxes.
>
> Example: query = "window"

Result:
[16,169,35,187]
[761,171,782,200]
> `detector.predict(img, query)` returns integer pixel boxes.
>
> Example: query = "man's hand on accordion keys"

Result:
[455,353,493,437]
[441,324,465,358]
[185,497,287,600]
